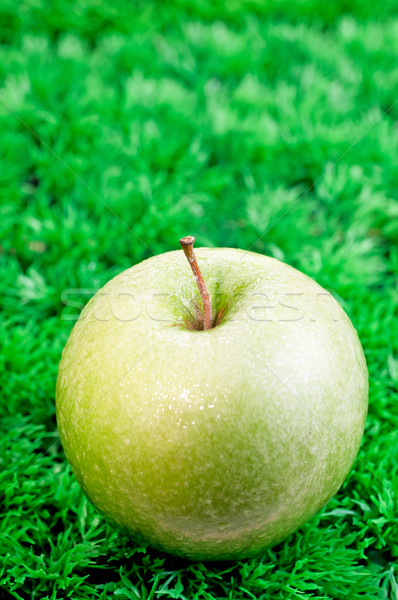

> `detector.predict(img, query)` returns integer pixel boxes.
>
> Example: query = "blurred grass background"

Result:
[1,1,398,598]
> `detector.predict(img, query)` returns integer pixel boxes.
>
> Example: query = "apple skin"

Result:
[56,248,368,561]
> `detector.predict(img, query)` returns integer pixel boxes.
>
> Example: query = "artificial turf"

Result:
[1,0,398,598]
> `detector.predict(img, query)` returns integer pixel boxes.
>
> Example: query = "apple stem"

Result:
[179,236,212,330]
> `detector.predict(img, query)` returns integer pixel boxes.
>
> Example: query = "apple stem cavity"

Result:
[179,236,212,330]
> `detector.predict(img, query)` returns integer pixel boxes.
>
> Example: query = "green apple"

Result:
[56,241,368,561]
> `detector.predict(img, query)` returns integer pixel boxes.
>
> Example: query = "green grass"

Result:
[1,0,398,598]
